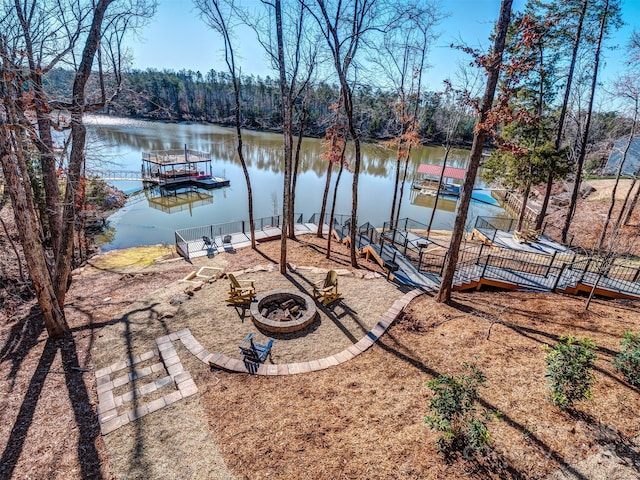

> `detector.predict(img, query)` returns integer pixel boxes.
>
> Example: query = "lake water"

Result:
[85,115,505,251]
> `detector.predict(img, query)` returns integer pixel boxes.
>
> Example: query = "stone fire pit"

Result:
[250,289,317,333]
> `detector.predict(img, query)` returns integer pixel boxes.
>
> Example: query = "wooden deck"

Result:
[181,222,331,260]
[472,227,570,255]
[175,219,640,301]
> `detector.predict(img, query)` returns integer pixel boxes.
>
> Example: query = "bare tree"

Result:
[317,99,346,239]
[0,0,155,337]
[536,0,589,230]
[436,0,513,303]
[597,74,639,251]
[310,0,380,268]
[239,0,318,273]
[195,0,257,249]
[427,68,482,237]
[375,2,444,229]
[562,0,621,243]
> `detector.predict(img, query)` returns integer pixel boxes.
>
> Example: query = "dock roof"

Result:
[417,163,466,180]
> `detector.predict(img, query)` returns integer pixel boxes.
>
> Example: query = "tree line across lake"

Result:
[43,67,477,144]
[44,66,630,156]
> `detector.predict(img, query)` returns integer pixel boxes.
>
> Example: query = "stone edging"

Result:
[95,336,198,435]
[95,288,423,434]
[198,288,424,375]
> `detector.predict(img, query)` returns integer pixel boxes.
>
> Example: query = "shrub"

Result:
[543,335,597,409]
[425,363,491,454]
[613,331,640,387]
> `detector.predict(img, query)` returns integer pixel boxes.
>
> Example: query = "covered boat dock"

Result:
[412,163,466,197]
[141,146,229,189]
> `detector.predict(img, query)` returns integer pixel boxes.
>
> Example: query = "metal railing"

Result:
[475,216,516,233]
[175,213,304,259]
[383,218,429,234]
[308,213,354,240]
[173,214,640,298]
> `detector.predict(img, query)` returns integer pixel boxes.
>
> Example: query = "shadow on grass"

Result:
[376,331,590,480]
[0,306,45,391]
[70,300,174,476]
[285,270,371,344]
[0,331,104,479]
[448,299,636,391]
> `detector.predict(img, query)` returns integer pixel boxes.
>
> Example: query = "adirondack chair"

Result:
[312,270,341,305]
[239,333,274,363]
[523,228,541,242]
[513,231,526,244]
[202,235,215,257]
[227,273,256,305]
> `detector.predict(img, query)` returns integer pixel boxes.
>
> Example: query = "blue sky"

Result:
[130,0,639,92]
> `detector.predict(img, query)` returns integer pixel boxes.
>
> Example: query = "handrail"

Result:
[174,215,640,298]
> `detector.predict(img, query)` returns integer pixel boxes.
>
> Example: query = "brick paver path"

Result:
[95,288,423,434]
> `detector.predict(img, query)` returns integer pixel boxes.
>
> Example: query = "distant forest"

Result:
[44,68,478,144]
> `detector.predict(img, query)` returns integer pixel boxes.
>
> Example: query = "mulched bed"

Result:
[200,291,640,479]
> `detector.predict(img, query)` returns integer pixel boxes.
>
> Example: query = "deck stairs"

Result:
[174,215,640,301]
[354,222,640,301]
[361,241,440,291]
[450,258,640,300]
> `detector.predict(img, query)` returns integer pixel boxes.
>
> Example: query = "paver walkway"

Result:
[95,288,424,434]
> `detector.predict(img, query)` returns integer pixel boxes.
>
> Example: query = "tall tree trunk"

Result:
[389,149,402,228]
[617,175,638,226]
[13,5,63,252]
[426,146,451,236]
[516,183,531,232]
[536,0,588,230]
[394,151,412,230]
[623,178,640,225]
[275,0,293,274]
[437,0,513,303]
[289,106,307,239]
[53,0,114,305]
[234,92,256,249]
[347,109,361,268]
[204,0,256,249]
[326,155,345,259]
[0,127,67,337]
[317,161,333,237]
[562,0,609,243]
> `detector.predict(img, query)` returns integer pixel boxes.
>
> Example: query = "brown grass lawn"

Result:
[197,291,640,480]
[1,178,640,479]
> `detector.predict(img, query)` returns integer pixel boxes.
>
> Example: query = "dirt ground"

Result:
[542,179,640,255]
[1,179,640,479]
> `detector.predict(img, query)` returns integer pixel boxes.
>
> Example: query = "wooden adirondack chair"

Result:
[312,270,342,306]
[227,273,256,305]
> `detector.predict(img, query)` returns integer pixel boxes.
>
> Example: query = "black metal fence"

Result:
[308,213,354,240]
[174,214,640,298]
[175,213,303,259]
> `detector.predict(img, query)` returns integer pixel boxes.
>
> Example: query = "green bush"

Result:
[613,331,640,387]
[425,363,491,454]
[543,335,597,409]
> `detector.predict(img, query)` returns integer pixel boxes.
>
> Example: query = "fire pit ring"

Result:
[250,289,317,333]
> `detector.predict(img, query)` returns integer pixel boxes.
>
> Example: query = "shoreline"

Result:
[87,112,475,151]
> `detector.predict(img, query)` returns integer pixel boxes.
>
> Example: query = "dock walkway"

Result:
[174,215,640,301]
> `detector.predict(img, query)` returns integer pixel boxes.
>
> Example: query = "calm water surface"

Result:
[86,115,504,251]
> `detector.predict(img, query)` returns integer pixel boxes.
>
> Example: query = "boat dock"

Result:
[141,147,229,189]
